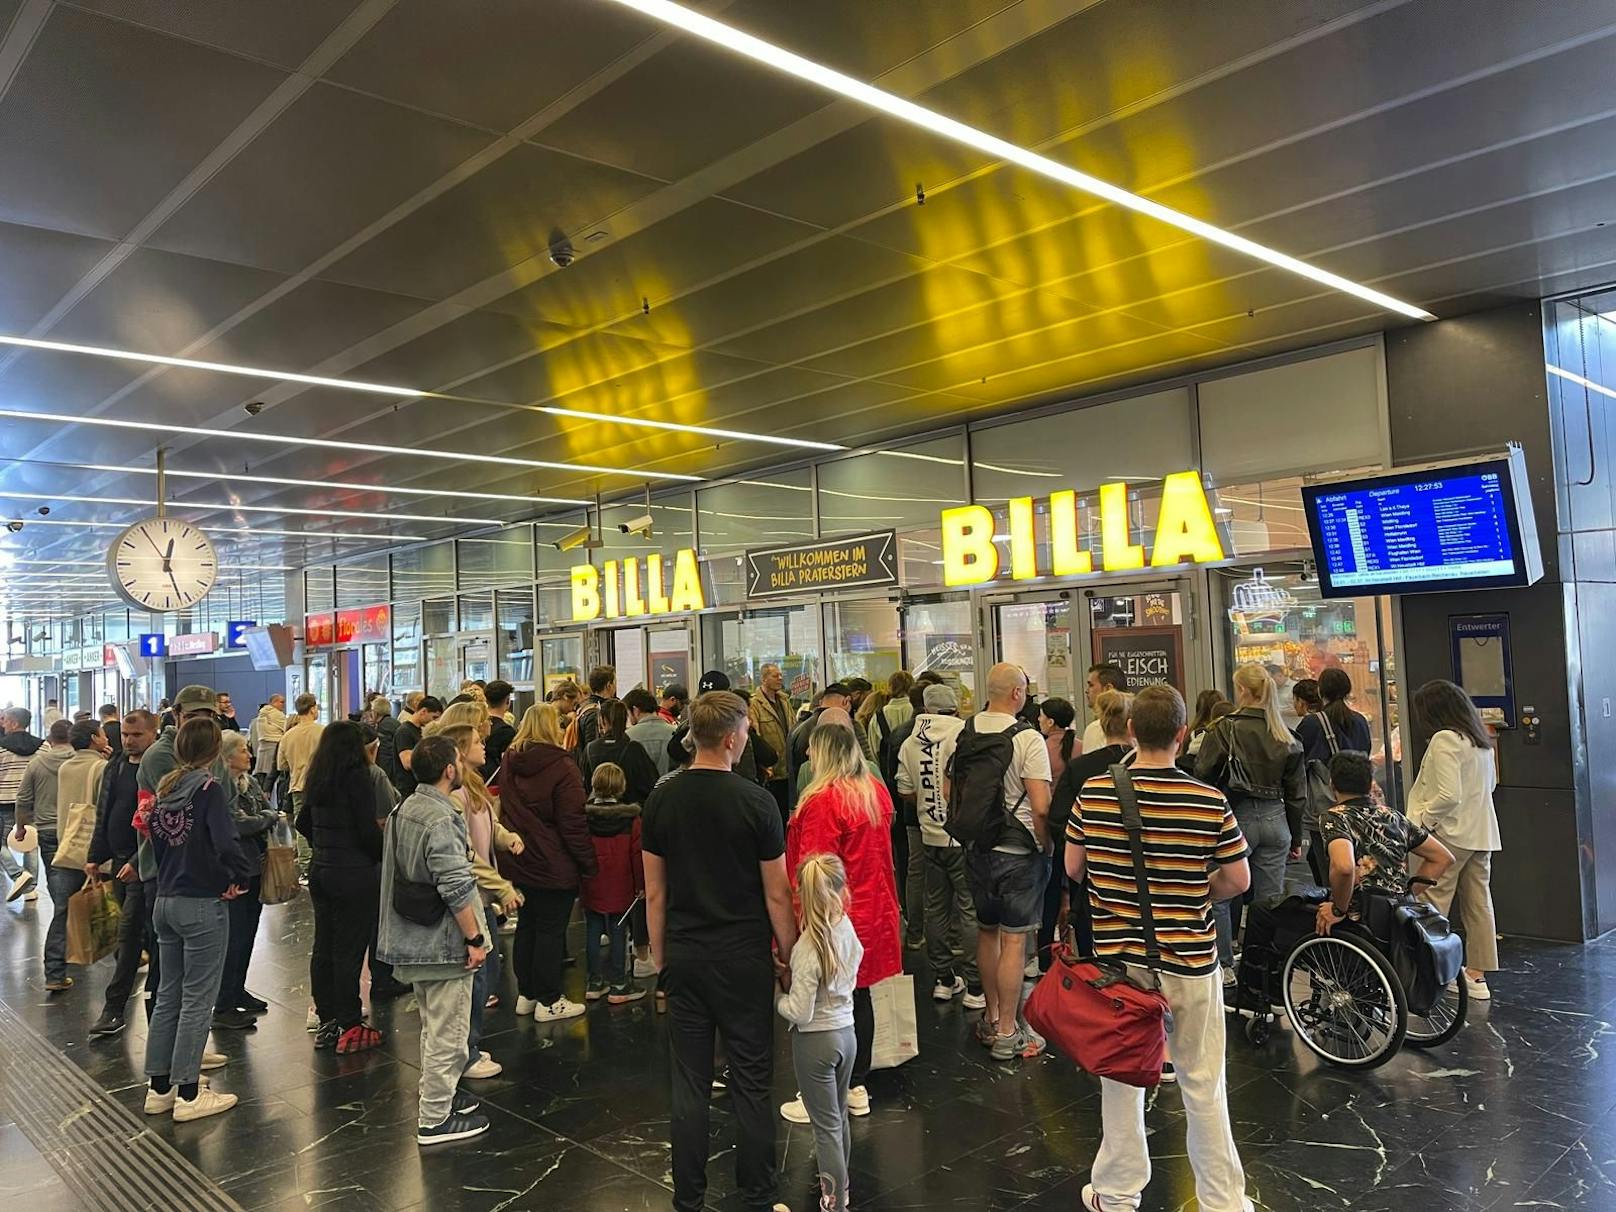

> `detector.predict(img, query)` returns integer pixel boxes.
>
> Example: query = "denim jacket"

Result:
[376,784,479,967]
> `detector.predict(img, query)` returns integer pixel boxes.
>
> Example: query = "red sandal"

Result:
[336,1023,385,1054]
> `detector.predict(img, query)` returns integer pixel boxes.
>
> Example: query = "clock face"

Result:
[107,517,218,613]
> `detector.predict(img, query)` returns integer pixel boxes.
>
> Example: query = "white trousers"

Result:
[1090,968,1253,1212]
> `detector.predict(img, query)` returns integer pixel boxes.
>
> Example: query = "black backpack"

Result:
[944,717,1035,849]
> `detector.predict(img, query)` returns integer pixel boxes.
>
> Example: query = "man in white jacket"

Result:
[895,684,982,1007]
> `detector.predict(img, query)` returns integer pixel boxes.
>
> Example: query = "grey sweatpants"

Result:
[413,974,474,1128]
[923,844,980,988]
[791,1025,856,1212]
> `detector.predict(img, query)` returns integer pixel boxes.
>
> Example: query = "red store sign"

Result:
[304,604,391,648]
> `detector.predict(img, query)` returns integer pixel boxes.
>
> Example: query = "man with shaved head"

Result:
[942,662,1052,1061]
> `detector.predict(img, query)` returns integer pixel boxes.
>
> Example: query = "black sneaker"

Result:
[418,1110,490,1146]
[88,1012,126,1038]
[452,1088,481,1115]
[237,992,269,1014]
[212,1008,257,1031]
[312,1021,341,1050]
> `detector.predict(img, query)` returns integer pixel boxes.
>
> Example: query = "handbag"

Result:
[1025,764,1172,1088]
[259,818,301,905]
[388,806,447,926]
[868,973,919,1070]
[52,800,98,870]
[1303,712,1340,829]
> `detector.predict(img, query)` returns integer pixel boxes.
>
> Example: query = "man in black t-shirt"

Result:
[644,691,797,1212]
[390,696,443,797]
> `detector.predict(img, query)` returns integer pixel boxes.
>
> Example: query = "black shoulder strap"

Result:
[1319,709,1339,755]
[1109,763,1160,972]
[876,710,892,742]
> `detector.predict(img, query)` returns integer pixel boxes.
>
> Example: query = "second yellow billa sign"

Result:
[571,549,706,621]
[941,470,1228,587]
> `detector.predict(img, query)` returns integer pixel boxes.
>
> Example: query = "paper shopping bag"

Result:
[66,880,119,965]
[52,800,97,870]
[868,973,919,1070]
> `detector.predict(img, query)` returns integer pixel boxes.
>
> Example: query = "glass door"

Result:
[459,632,496,685]
[647,624,692,698]
[700,602,822,703]
[606,626,648,695]
[424,636,457,700]
[901,594,979,714]
[539,633,585,695]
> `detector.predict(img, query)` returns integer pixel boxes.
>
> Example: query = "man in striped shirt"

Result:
[1066,684,1254,1212]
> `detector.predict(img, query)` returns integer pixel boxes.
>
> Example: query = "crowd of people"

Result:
[0,654,1503,1210]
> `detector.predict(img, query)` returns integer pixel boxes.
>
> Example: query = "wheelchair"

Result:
[1230,880,1468,1070]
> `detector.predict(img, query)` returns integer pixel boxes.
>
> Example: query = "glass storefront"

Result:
[702,603,822,705]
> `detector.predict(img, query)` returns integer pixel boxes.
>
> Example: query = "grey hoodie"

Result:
[17,744,72,831]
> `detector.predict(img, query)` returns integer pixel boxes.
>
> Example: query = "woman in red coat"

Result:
[784,717,902,1120]
[498,703,596,1023]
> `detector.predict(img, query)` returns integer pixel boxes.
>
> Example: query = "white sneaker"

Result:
[534,997,585,1023]
[305,1006,320,1031]
[932,976,965,1002]
[1222,966,1239,988]
[962,990,987,1011]
[4,870,32,902]
[780,1095,810,1124]
[173,1086,237,1122]
[23,890,37,902]
[1023,956,1040,979]
[633,956,657,979]
[1463,973,1492,1001]
[514,996,538,1016]
[848,1085,870,1117]
[200,1052,228,1071]
[464,1052,503,1079]
[1079,1182,1106,1210]
[144,1076,210,1115]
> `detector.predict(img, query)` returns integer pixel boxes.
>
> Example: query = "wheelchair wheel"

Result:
[1282,933,1407,1069]
[1405,974,1468,1048]
[1245,1014,1273,1046]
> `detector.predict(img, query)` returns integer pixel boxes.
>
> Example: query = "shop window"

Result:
[540,634,584,694]
[817,436,965,591]
[335,558,388,609]
[901,596,977,713]
[496,588,535,684]
[458,592,494,632]
[391,542,455,601]
[423,597,455,636]
[1197,346,1382,481]
[825,598,901,687]
[304,567,334,615]
[458,527,534,592]
[701,604,822,705]
[970,389,1193,504]
[392,600,422,693]
[698,470,814,558]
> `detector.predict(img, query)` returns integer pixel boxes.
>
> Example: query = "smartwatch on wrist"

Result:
[464,933,486,949]
[1327,903,1347,920]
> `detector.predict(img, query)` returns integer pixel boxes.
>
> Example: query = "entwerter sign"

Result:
[746,532,898,599]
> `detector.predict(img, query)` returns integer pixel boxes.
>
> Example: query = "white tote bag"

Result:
[868,973,919,1070]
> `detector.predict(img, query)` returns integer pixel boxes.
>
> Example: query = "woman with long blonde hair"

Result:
[426,699,490,741]
[1196,663,1307,975]
[782,722,900,1122]
[776,852,863,1212]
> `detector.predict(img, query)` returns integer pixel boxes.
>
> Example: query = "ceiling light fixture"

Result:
[535,405,846,451]
[0,334,425,397]
[0,408,700,481]
[82,463,589,506]
[603,0,1436,322]
[0,488,498,526]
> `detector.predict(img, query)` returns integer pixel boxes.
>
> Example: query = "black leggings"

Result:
[513,886,575,1005]
[852,985,873,1090]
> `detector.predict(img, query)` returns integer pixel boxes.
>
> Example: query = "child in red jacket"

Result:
[581,762,645,1004]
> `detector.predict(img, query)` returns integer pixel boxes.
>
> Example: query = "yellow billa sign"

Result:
[571,550,705,621]
[941,471,1227,587]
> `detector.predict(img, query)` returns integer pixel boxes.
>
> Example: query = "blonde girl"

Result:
[426,698,490,740]
[510,702,564,752]
[776,853,864,1212]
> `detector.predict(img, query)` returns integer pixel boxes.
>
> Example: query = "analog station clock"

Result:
[106,517,218,612]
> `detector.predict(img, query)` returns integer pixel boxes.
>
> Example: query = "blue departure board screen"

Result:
[1302,453,1542,598]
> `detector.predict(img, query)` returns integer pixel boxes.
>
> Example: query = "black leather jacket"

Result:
[87,749,138,866]
[1194,707,1307,846]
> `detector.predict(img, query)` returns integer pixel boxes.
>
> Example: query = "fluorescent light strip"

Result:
[604,0,1436,323]
[1548,363,1616,402]
[878,449,1060,477]
[0,408,700,482]
[77,463,588,506]
[0,516,420,541]
[0,334,424,397]
[0,489,498,526]
[535,405,846,451]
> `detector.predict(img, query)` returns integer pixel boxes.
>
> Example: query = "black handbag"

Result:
[1391,899,1465,1014]
[388,806,446,927]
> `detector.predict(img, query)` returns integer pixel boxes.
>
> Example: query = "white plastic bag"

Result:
[868,973,919,1070]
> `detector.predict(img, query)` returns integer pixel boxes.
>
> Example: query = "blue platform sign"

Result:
[137,633,167,658]
[225,620,257,650]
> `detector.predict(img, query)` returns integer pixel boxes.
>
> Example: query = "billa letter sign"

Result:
[572,549,705,622]
[941,471,1226,587]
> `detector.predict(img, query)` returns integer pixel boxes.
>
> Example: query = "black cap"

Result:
[697,670,731,693]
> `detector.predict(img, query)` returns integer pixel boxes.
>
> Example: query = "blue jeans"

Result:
[145,896,229,1085]
[586,908,629,987]
[466,902,501,1062]
[1214,799,1291,966]
[0,805,38,883]
[39,831,85,983]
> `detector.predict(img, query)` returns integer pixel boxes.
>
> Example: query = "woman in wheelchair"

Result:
[1314,751,1453,939]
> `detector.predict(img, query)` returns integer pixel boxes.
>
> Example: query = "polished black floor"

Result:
[2,886,1614,1211]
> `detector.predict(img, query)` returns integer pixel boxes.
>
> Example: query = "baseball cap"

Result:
[174,685,219,715]
[697,670,731,693]
[923,683,959,714]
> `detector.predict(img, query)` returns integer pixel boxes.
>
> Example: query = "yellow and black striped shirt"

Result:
[1068,765,1248,978]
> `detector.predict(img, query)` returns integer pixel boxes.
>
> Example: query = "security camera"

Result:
[5,520,22,533]
[244,401,265,416]
[618,514,654,538]
[548,240,576,269]
[553,524,599,553]
[35,505,48,516]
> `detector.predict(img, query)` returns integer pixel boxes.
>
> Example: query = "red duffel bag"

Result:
[1025,944,1170,1087]
[1024,763,1172,1088]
